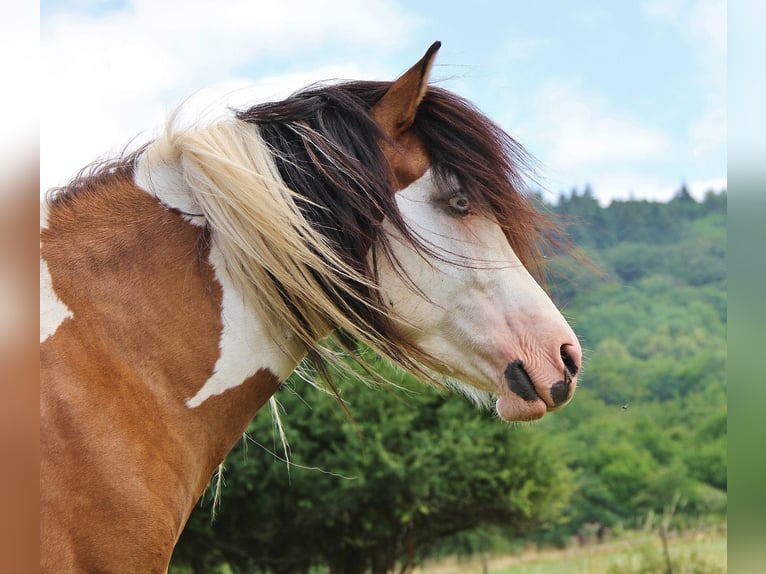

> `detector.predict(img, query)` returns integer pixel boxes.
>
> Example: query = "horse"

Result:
[40,42,581,572]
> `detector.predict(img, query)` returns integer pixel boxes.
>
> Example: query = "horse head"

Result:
[371,42,582,421]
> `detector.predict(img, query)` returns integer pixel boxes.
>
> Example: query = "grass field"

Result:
[414,527,727,574]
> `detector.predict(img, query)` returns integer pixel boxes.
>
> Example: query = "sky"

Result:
[40,0,726,205]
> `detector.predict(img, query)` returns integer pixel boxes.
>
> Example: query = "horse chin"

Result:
[495,394,548,422]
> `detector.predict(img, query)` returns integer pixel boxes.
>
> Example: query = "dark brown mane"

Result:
[413,85,562,280]
[237,80,564,283]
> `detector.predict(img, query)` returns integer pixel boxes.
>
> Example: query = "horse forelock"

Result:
[412,86,565,283]
[239,81,562,273]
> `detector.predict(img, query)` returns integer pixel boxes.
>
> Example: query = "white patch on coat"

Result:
[40,203,74,343]
[134,142,206,226]
[185,242,306,408]
[40,258,73,342]
[134,135,306,407]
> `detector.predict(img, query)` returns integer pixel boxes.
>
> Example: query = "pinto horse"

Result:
[40,42,581,572]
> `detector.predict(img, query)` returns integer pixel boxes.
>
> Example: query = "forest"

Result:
[170,185,727,574]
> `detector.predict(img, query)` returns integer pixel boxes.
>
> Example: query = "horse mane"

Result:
[44,80,566,386]
[237,81,558,276]
[45,145,148,207]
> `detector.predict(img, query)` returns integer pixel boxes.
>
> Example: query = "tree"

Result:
[172,362,575,573]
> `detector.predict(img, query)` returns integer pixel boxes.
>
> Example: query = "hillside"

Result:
[532,186,727,543]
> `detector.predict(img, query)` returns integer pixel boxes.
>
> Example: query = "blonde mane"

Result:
[144,117,424,379]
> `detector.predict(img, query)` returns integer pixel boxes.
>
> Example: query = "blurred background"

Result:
[8,0,766,571]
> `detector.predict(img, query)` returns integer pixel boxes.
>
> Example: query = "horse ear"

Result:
[372,41,441,138]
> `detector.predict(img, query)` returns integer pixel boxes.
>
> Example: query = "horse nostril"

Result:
[504,360,538,402]
[560,345,579,376]
[550,379,571,406]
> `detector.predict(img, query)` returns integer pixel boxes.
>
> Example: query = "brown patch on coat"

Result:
[40,175,281,572]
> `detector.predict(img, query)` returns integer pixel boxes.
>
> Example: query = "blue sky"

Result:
[40,0,726,204]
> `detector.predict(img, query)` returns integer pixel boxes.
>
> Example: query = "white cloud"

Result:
[535,80,670,171]
[642,0,726,83]
[691,102,726,159]
[588,172,676,204]
[527,79,725,206]
[583,172,726,205]
[686,176,727,197]
[41,0,418,192]
[640,0,726,179]
[641,0,686,24]
[571,8,607,27]
[690,0,727,57]
[495,35,551,63]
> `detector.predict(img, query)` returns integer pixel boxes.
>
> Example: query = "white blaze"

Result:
[379,171,572,394]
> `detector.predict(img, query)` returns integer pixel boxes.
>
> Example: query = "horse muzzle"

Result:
[497,342,581,421]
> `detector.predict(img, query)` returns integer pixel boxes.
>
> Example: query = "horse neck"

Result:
[40,175,304,569]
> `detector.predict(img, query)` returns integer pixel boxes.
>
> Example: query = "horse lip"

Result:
[504,360,541,403]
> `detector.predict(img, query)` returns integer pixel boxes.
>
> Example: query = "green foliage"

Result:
[531,186,727,541]
[172,364,575,573]
[607,543,726,574]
